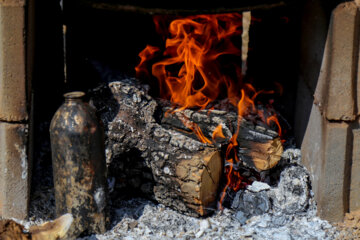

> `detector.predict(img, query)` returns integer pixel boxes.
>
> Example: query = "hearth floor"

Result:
[11,148,353,239]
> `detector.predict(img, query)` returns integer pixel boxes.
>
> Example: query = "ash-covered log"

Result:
[160,104,283,171]
[90,78,283,216]
[91,79,222,216]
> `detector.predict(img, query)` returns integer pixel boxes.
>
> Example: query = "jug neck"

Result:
[64,91,85,103]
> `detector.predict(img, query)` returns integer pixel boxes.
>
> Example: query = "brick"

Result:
[301,1,360,223]
[318,122,350,222]
[302,104,352,222]
[0,3,28,122]
[0,122,29,219]
[0,0,25,7]
[301,103,324,201]
[350,129,360,212]
[356,0,360,8]
[314,2,360,121]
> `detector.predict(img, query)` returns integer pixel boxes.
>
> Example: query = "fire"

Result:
[267,114,282,138]
[176,112,212,144]
[135,45,160,79]
[135,13,283,209]
[212,124,225,140]
[218,89,254,208]
[136,13,244,109]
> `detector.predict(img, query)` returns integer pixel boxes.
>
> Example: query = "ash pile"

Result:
[77,148,337,240]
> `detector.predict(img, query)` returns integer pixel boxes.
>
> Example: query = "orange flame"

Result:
[212,124,225,141]
[267,114,282,137]
[176,111,212,144]
[135,45,160,79]
[219,90,248,209]
[135,13,283,209]
[136,13,244,110]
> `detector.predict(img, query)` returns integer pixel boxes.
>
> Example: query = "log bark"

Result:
[91,79,223,216]
[90,78,283,216]
[159,103,283,171]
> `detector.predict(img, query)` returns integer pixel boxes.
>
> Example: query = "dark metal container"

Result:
[50,91,107,238]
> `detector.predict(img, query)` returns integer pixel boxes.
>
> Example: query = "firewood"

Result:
[0,220,30,240]
[30,214,73,240]
[159,103,283,171]
[153,148,222,216]
[0,214,73,240]
[91,79,223,216]
[90,78,283,216]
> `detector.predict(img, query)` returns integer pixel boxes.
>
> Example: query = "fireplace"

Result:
[58,0,347,220]
[1,0,359,238]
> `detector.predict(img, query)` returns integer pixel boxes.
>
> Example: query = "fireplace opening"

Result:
[62,1,301,201]
[63,2,302,135]
[23,0,359,238]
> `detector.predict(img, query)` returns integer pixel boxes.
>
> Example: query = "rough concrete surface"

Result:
[302,104,354,222]
[350,129,360,212]
[0,122,29,219]
[0,3,28,122]
[314,2,359,121]
[301,1,360,223]
[319,122,350,222]
[301,103,324,210]
[0,0,26,7]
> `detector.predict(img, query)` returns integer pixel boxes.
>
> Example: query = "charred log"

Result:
[159,102,283,171]
[90,78,283,216]
[91,79,222,216]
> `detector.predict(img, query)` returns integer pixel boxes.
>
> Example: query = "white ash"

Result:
[77,148,339,240]
[247,181,271,192]
[77,198,337,240]
[21,147,339,239]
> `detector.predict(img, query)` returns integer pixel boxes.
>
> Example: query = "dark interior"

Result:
[64,2,302,135]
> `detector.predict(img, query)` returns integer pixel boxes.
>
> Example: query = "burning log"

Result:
[132,12,283,171]
[160,104,283,171]
[90,78,283,216]
[91,79,222,216]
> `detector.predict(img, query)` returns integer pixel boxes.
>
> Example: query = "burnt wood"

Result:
[91,79,222,216]
[90,78,283,216]
[160,103,283,171]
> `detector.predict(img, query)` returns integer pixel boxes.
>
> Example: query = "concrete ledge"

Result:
[314,2,360,121]
[350,129,360,211]
[0,122,29,219]
[0,0,25,7]
[0,2,28,122]
[301,103,324,202]
[318,122,350,222]
[302,108,352,222]
[301,2,360,222]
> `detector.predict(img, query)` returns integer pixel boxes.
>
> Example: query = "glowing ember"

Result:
[135,13,283,210]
